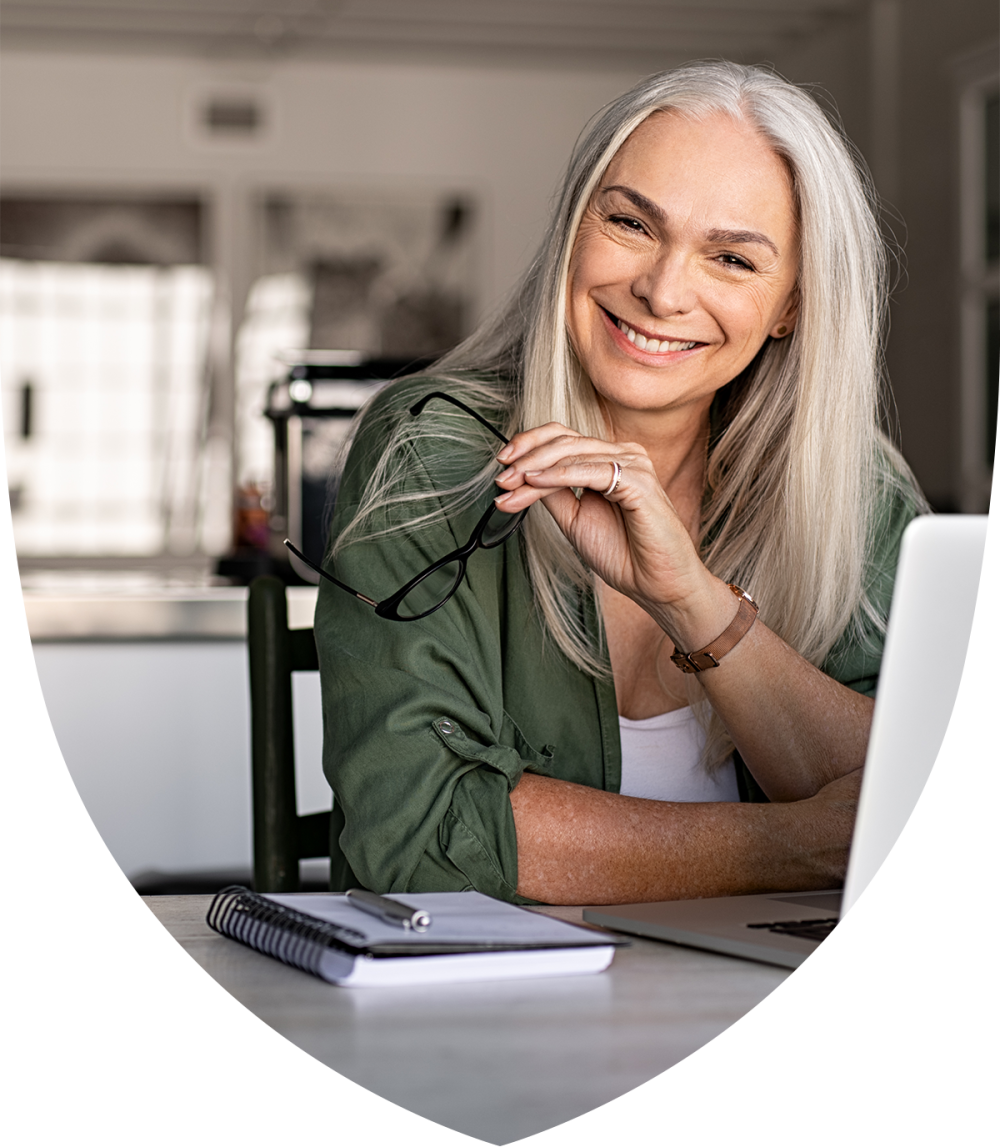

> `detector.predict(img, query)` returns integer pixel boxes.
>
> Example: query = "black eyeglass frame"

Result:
[284,392,526,621]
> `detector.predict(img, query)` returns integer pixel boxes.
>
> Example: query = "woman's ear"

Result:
[771,288,799,339]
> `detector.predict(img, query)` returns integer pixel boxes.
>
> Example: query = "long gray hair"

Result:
[334,60,921,765]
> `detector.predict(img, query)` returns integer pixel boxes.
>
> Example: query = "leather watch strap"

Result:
[669,584,759,674]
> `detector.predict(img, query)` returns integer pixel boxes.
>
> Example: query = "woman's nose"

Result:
[631,252,696,316]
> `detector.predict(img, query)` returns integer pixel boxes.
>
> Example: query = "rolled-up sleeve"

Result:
[319,623,538,900]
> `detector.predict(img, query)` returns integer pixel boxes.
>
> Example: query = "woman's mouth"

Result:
[602,309,701,355]
[614,318,697,354]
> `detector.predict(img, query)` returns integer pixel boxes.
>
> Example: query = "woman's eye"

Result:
[717,253,754,271]
[608,214,647,235]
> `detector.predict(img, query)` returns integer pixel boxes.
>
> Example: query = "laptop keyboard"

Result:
[747,918,838,942]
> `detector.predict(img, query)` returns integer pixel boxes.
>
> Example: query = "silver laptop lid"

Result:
[842,514,987,912]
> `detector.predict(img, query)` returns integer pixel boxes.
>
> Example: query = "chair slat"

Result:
[249,576,329,892]
[288,626,320,672]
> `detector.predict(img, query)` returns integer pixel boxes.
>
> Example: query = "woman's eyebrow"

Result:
[706,228,779,256]
[598,184,667,224]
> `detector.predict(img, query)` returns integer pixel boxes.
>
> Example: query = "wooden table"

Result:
[147,895,788,1145]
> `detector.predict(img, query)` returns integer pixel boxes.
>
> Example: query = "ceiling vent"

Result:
[203,96,263,136]
[185,84,274,149]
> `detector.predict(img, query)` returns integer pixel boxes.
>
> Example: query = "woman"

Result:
[308,61,925,905]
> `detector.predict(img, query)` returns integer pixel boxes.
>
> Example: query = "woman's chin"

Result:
[586,367,720,421]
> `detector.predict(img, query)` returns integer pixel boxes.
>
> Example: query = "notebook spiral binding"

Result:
[206,885,368,979]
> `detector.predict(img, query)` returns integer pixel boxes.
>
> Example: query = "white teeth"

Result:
[616,317,696,353]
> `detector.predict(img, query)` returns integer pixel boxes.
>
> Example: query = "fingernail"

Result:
[494,491,513,504]
[496,467,514,481]
[497,447,513,462]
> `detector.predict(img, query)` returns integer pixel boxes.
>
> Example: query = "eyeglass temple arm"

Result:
[283,540,378,608]
[408,391,511,446]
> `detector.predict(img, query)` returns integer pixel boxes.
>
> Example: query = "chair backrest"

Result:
[247,576,330,892]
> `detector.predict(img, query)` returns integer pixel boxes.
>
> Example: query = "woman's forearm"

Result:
[652,574,875,802]
[509,770,860,905]
[701,628,874,801]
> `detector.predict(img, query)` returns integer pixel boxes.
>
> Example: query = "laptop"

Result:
[583,515,988,968]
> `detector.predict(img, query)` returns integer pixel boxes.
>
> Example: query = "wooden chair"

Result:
[247,576,330,892]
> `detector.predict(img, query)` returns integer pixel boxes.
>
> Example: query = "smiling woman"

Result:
[312,61,926,906]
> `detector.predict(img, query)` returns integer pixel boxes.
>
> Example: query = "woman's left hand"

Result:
[493,422,726,645]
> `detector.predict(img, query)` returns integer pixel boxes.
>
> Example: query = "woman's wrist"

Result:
[644,574,742,655]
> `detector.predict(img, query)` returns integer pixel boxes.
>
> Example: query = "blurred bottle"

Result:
[233,482,272,553]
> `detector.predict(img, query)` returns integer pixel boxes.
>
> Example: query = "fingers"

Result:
[496,437,602,493]
[495,450,654,515]
[494,460,610,513]
[494,425,653,509]
[496,484,585,528]
[496,422,582,465]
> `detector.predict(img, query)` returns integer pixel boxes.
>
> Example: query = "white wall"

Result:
[32,640,327,880]
[0,50,645,319]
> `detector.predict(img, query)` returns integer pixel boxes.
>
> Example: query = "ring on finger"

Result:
[602,460,623,498]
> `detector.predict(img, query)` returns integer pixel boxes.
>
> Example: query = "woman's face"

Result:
[566,110,800,425]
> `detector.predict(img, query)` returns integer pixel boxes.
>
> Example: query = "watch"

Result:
[669,584,759,674]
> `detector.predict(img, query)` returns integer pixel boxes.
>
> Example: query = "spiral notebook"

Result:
[207,886,623,986]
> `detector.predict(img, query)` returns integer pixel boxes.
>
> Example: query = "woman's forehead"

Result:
[599,110,797,239]
[610,108,784,172]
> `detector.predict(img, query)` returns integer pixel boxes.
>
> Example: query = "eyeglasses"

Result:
[284,391,526,621]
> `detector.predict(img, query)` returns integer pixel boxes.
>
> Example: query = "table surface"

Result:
[147,894,789,1145]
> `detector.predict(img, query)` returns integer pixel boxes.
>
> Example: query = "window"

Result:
[1,189,477,571]
[0,196,216,560]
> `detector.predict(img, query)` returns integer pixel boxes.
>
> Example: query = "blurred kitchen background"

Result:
[2,1,997,892]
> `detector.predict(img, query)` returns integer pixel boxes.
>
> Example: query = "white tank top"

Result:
[618,707,740,803]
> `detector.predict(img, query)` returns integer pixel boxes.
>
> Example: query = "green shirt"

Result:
[315,380,921,901]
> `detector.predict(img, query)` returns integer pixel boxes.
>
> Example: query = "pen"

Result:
[345,888,432,932]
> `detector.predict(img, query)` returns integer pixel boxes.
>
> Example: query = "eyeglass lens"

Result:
[394,559,465,619]
[479,504,524,548]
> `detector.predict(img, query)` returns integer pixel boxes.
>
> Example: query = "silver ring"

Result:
[602,461,623,498]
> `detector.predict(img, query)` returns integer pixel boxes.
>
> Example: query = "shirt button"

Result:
[439,719,456,735]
